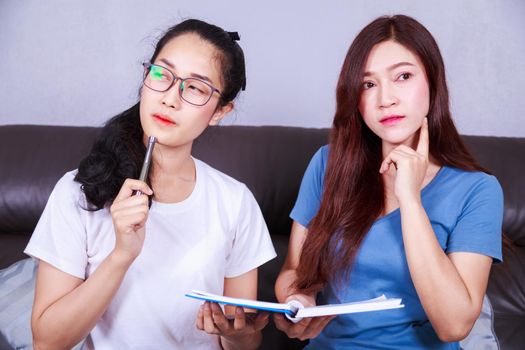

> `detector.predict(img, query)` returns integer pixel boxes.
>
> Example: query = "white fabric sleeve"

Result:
[224,185,276,278]
[24,172,88,279]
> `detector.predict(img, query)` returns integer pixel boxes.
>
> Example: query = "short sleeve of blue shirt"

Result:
[446,174,504,262]
[290,145,329,227]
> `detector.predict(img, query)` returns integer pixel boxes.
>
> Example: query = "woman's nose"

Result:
[161,79,183,109]
[378,82,398,108]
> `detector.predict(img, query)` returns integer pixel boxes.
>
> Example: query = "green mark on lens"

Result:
[150,65,163,80]
[180,81,185,91]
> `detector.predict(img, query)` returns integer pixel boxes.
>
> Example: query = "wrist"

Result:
[221,332,260,350]
[397,192,422,207]
[399,196,425,218]
[108,249,136,270]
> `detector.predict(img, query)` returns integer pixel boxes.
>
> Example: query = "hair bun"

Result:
[228,31,240,41]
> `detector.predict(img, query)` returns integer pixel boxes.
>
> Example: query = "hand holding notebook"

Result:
[186,290,404,322]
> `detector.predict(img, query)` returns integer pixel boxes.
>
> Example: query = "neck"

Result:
[150,141,195,184]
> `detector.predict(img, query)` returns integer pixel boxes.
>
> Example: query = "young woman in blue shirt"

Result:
[274,15,503,349]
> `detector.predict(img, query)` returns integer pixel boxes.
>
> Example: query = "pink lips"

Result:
[153,114,176,126]
[380,115,405,125]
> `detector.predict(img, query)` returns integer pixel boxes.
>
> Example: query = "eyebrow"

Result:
[157,58,213,84]
[364,61,416,77]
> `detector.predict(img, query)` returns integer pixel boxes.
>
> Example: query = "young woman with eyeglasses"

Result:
[25,19,275,350]
[274,15,503,349]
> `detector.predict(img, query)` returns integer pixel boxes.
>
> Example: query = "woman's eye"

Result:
[363,81,375,90]
[398,73,412,81]
[188,84,205,94]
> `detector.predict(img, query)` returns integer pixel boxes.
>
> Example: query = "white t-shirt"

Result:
[25,158,276,350]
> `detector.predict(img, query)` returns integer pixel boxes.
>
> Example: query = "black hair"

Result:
[150,19,246,104]
[74,19,246,210]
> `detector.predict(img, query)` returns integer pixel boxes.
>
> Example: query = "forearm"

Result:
[32,251,132,350]
[275,268,299,303]
[399,200,482,340]
[220,332,262,350]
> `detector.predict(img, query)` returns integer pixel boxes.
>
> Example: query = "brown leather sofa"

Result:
[0,124,523,349]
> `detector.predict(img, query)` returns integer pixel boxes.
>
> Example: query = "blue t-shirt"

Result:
[290,145,503,350]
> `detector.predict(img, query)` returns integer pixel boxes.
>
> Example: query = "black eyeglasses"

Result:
[142,63,222,106]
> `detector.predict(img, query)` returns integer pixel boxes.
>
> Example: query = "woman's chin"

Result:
[380,132,417,147]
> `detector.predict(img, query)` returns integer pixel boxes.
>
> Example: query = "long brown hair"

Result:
[294,15,485,294]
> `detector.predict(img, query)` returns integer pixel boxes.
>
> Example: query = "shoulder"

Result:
[305,144,329,175]
[314,144,329,164]
[440,167,502,196]
[52,170,86,201]
[430,167,504,212]
[194,158,249,198]
[44,170,91,213]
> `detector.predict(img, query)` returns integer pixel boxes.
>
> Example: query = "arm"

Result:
[32,254,133,350]
[273,221,334,341]
[31,179,152,350]
[382,119,493,341]
[399,200,491,341]
[275,221,314,303]
[196,269,269,350]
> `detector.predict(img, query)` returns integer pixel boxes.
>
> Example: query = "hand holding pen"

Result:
[109,136,156,262]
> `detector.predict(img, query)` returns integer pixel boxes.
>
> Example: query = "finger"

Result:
[380,150,407,173]
[111,194,149,212]
[275,321,301,338]
[303,315,327,335]
[293,317,319,341]
[202,302,219,334]
[196,304,204,330]
[113,210,149,231]
[273,313,293,334]
[379,154,392,174]
[210,302,230,333]
[391,148,417,160]
[112,204,150,221]
[233,306,246,331]
[287,318,311,338]
[114,179,153,202]
[416,117,429,157]
[304,319,334,340]
[395,145,418,155]
[299,316,329,340]
[379,155,398,173]
[254,312,270,331]
[380,148,407,173]
[311,316,335,337]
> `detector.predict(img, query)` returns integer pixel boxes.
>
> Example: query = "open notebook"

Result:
[185,290,404,318]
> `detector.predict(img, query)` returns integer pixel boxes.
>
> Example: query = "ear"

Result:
[209,102,234,126]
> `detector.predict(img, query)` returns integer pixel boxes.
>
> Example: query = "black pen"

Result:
[134,136,156,196]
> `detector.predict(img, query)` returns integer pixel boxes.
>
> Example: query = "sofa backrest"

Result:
[0,125,100,267]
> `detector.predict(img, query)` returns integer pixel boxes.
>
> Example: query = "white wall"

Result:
[1,0,524,137]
